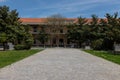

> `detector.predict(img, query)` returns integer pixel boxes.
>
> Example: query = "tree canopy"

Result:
[67,13,120,50]
[0,5,33,50]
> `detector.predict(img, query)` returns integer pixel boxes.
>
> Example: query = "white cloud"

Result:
[28,0,110,12]
[23,0,120,17]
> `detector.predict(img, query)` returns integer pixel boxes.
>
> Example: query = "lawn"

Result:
[0,49,42,68]
[84,50,120,65]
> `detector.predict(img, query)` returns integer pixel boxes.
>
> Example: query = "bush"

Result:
[91,39,103,50]
[14,44,31,50]
[24,45,31,50]
[14,45,26,50]
[102,39,114,50]
[24,38,33,50]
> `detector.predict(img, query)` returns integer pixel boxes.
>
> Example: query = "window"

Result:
[67,39,70,44]
[52,30,56,33]
[67,30,70,33]
[33,26,37,32]
[60,29,63,33]
[59,39,64,44]
[41,40,45,44]
[53,38,56,44]
[34,39,36,44]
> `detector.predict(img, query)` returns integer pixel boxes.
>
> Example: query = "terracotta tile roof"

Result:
[20,18,77,24]
[20,18,46,23]
[20,18,107,24]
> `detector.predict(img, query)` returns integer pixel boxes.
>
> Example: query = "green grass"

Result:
[0,49,42,68]
[84,50,120,65]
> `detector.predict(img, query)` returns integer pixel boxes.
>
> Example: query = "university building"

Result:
[20,18,77,47]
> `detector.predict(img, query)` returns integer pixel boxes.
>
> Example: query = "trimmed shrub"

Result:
[14,44,32,50]
[91,39,103,50]
[24,38,33,50]
[14,45,26,50]
[24,45,31,50]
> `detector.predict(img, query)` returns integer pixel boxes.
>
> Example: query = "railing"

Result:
[30,31,66,35]
[30,31,39,34]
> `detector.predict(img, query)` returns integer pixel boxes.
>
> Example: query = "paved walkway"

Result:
[0,48,120,80]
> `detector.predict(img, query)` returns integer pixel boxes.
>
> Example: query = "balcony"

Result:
[49,32,66,34]
[30,31,39,34]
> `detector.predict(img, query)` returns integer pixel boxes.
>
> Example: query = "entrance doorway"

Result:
[59,39,64,47]
[52,38,57,47]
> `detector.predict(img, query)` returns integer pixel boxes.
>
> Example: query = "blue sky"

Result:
[0,0,120,18]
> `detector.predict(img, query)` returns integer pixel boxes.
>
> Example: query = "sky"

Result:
[0,0,120,18]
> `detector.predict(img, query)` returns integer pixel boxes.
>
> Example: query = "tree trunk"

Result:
[78,41,82,48]
[3,42,6,51]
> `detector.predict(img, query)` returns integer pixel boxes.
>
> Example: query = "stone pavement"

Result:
[0,48,120,80]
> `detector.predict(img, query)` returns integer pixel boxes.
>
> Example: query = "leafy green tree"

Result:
[90,15,101,40]
[103,12,120,50]
[0,33,8,50]
[0,5,21,50]
[105,12,120,41]
[89,15,104,50]
[0,5,32,50]
[67,16,88,47]
[14,25,34,50]
[23,25,33,49]
[90,13,120,50]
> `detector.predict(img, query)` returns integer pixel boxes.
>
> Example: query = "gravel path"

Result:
[0,48,120,80]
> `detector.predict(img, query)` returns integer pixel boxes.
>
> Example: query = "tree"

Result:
[0,33,8,50]
[67,16,88,47]
[103,12,120,50]
[89,13,120,50]
[46,14,66,47]
[14,25,34,50]
[0,5,20,50]
[38,27,49,48]
[89,15,103,49]
[47,14,65,31]
[90,14,101,40]
[22,25,33,49]
[0,5,31,50]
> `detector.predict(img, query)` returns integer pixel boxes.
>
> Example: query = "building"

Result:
[20,18,77,47]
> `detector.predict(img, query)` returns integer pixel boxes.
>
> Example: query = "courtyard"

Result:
[0,48,120,80]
